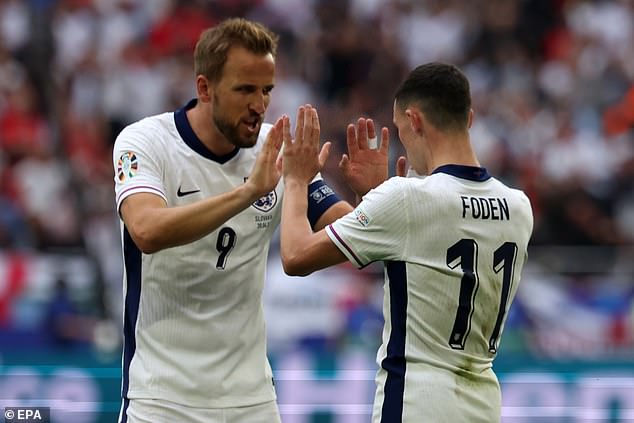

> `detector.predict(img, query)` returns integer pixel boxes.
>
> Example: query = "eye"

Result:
[236,85,256,94]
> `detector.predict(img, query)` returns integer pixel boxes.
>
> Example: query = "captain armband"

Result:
[307,180,342,228]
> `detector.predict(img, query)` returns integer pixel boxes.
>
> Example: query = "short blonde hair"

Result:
[194,18,278,82]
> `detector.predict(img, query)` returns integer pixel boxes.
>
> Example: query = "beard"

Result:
[213,94,261,148]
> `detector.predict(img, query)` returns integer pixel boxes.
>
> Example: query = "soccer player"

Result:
[112,18,352,423]
[280,62,534,422]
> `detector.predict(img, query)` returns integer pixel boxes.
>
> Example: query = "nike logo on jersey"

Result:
[177,186,200,197]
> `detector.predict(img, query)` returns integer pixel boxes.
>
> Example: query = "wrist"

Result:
[238,182,262,204]
[284,176,310,189]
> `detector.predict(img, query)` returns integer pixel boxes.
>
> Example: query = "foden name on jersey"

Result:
[460,195,510,220]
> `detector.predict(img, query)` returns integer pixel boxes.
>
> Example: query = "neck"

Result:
[423,131,480,174]
[186,103,236,156]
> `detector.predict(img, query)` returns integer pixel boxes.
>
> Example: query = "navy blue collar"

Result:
[174,99,240,164]
[431,164,490,181]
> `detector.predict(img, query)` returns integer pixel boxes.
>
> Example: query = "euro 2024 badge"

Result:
[117,151,138,182]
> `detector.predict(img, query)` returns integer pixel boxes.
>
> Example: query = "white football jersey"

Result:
[113,100,289,410]
[326,165,533,423]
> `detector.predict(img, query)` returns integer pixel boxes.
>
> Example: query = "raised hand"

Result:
[245,116,284,198]
[282,105,330,184]
[339,117,390,197]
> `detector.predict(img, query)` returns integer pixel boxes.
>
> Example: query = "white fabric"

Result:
[123,398,280,423]
[113,109,282,409]
[326,171,533,422]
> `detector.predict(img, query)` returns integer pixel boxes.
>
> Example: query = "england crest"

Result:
[252,190,277,212]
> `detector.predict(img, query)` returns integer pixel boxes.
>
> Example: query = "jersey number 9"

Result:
[216,227,237,270]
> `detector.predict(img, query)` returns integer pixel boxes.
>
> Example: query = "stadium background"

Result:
[0,0,633,421]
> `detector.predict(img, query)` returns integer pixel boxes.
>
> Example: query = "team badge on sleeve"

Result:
[117,152,138,182]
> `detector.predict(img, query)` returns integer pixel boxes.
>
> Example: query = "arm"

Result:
[121,184,262,254]
[309,117,404,230]
[281,179,347,276]
[287,105,354,231]
[280,106,348,275]
[120,117,284,254]
[313,200,352,231]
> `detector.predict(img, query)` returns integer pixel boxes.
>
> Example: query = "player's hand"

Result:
[339,117,390,197]
[282,105,330,184]
[246,116,284,198]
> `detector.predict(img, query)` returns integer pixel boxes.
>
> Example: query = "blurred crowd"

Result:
[0,0,632,356]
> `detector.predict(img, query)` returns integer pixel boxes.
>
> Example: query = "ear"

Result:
[196,75,213,103]
[405,108,424,136]
[467,108,474,129]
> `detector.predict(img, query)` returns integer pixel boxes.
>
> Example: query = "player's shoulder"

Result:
[488,177,534,224]
[507,185,533,222]
[114,111,175,148]
[370,176,409,194]
[360,177,411,206]
[366,175,432,198]
[381,174,438,196]
[489,177,531,203]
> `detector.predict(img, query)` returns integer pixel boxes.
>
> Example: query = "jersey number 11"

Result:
[446,239,518,354]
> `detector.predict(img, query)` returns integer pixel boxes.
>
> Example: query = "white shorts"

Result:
[372,366,501,423]
[120,398,281,423]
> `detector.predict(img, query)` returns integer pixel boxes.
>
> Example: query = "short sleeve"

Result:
[113,121,167,212]
[325,177,409,268]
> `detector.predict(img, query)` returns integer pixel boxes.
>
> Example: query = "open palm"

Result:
[339,118,390,197]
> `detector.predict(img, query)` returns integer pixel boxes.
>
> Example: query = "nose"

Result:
[249,92,267,115]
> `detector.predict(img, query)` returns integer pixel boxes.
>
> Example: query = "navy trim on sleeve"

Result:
[307,180,341,228]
